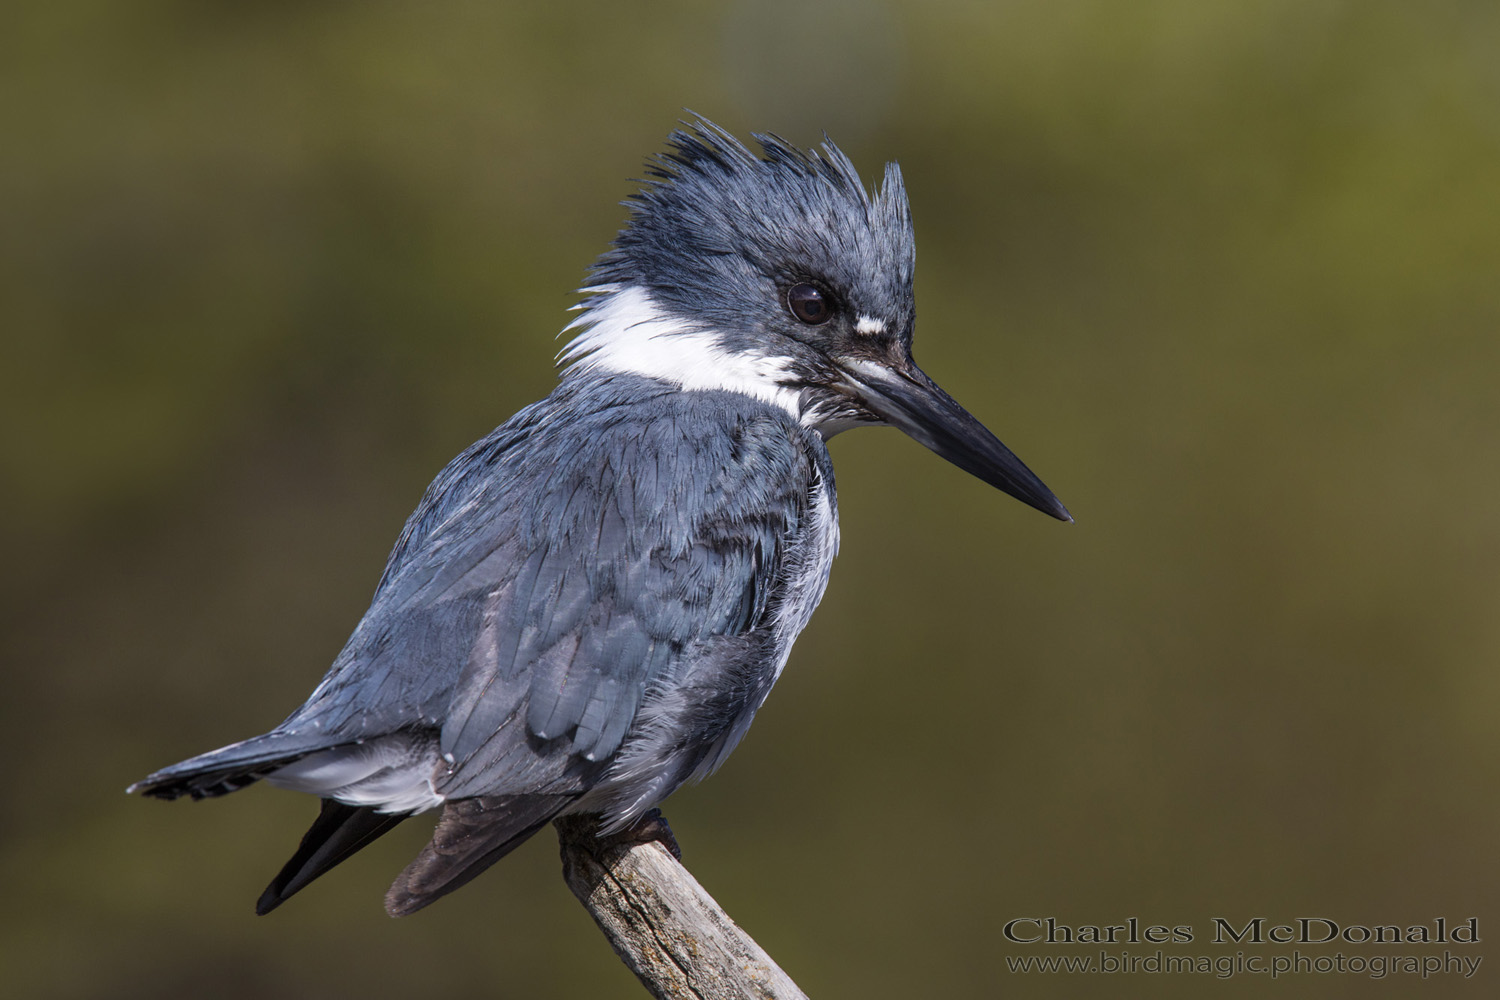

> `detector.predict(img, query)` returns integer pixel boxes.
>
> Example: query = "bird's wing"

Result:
[285,384,816,801]
[435,395,817,798]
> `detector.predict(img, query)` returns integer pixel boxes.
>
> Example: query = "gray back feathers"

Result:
[288,375,828,797]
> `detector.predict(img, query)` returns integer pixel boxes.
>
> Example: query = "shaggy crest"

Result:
[570,117,915,341]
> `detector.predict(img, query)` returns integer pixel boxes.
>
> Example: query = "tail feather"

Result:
[128,731,335,800]
[384,795,574,917]
[257,799,407,915]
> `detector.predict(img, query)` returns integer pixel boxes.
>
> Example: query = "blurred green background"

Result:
[5,0,1499,997]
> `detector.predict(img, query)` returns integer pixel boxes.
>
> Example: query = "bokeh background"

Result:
[5,1,1499,997]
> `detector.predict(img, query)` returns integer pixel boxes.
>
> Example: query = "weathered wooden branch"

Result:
[556,814,809,1000]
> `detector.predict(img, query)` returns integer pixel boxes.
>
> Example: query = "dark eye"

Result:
[786,283,832,325]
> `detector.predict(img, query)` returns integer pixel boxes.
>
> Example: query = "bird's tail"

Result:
[128,731,335,801]
[384,795,575,917]
[256,798,407,914]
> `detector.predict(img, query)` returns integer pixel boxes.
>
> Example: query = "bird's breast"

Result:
[765,446,840,682]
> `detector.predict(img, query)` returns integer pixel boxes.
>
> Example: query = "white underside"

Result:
[267,733,444,814]
[770,471,838,682]
[560,285,804,419]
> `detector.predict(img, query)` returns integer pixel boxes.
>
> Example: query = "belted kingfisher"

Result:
[130,119,1070,917]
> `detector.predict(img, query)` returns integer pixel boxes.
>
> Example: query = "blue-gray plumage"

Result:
[130,119,1069,917]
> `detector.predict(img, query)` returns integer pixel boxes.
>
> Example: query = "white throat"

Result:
[559,286,802,418]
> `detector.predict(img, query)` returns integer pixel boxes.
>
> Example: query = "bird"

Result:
[129,118,1070,918]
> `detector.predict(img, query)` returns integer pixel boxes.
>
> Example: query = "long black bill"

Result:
[841,359,1072,522]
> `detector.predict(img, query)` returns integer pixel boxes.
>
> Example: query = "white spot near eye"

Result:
[855,315,886,336]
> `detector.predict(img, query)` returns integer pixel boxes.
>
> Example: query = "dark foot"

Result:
[622,808,682,860]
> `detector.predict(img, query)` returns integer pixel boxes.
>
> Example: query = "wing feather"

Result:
[280,379,819,808]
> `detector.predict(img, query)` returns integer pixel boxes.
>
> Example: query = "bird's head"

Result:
[561,119,1070,522]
